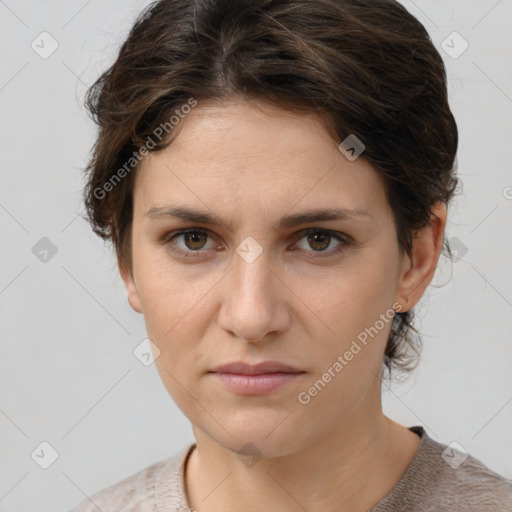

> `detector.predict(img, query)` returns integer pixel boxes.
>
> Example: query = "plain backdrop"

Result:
[0,1,511,511]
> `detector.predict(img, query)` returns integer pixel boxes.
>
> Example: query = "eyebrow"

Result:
[145,205,371,231]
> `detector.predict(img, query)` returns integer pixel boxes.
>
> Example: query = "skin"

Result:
[119,98,447,512]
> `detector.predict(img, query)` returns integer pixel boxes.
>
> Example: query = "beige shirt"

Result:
[68,426,512,511]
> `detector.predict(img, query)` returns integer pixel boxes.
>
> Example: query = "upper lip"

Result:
[210,361,304,375]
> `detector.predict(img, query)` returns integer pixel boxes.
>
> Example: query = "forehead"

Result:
[134,99,389,220]
[154,99,339,173]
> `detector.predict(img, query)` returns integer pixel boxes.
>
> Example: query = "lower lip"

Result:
[211,372,304,395]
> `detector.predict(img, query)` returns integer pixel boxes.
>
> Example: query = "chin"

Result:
[194,410,312,459]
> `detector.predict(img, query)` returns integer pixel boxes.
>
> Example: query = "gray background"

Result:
[0,1,511,511]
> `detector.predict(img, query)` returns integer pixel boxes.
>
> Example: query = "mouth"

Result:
[209,372,304,395]
[208,361,305,395]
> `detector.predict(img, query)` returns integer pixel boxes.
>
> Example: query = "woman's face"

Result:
[121,99,425,457]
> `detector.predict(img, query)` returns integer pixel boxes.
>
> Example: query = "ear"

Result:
[118,256,143,314]
[395,202,447,311]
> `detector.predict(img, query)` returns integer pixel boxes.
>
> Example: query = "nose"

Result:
[218,247,290,344]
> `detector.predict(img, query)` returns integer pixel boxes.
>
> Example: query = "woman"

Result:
[70,0,512,510]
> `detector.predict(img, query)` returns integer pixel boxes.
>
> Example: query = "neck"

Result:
[184,411,421,512]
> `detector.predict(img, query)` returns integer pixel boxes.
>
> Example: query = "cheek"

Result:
[133,259,213,375]
[141,279,209,416]
[340,242,400,318]
[134,248,202,334]
[299,249,399,368]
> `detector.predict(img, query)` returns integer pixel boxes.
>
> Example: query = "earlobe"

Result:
[395,203,447,310]
[117,257,143,314]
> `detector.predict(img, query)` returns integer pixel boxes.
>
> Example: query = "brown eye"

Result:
[293,229,350,257]
[182,231,208,250]
[163,229,216,258]
[307,231,331,251]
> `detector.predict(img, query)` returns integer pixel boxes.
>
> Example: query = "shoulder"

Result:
[66,444,194,512]
[430,444,512,511]
[374,427,512,512]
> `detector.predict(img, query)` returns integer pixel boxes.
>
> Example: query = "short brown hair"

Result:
[82,0,459,380]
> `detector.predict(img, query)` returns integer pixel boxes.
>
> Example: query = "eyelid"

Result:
[292,227,351,243]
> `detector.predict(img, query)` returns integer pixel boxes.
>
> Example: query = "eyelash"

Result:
[161,228,351,259]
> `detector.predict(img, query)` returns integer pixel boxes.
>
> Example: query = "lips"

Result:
[208,361,305,395]
[209,361,304,375]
